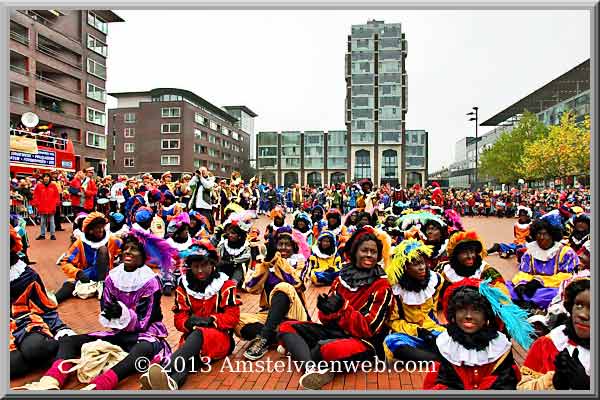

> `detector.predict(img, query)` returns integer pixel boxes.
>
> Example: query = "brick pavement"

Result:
[10,216,520,391]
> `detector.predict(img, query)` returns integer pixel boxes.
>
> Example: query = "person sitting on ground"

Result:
[564,213,590,257]
[488,206,532,259]
[56,212,122,303]
[108,212,129,239]
[384,238,445,363]
[308,231,343,286]
[423,278,535,390]
[164,212,193,296]
[236,227,310,361]
[140,240,241,390]
[507,219,578,313]
[518,277,590,390]
[293,211,314,247]
[18,229,175,391]
[420,214,450,270]
[276,225,394,390]
[217,212,252,289]
[10,225,75,378]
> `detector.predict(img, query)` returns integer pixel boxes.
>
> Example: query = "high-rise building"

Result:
[405,130,428,186]
[345,20,408,186]
[223,106,258,168]
[9,9,124,174]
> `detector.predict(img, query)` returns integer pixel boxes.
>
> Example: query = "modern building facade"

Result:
[257,130,348,187]
[223,106,258,169]
[9,9,124,174]
[448,59,590,189]
[404,129,428,186]
[345,20,408,186]
[107,88,253,178]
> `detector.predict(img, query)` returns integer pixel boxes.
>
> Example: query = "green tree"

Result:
[479,111,548,183]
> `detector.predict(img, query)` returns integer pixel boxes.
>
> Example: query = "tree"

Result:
[479,111,548,184]
[239,160,256,182]
[520,112,590,180]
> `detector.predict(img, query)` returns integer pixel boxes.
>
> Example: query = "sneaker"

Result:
[13,376,60,390]
[51,235,57,240]
[36,235,45,240]
[147,363,178,390]
[244,336,269,360]
[277,345,289,356]
[96,281,104,300]
[139,370,152,390]
[299,368,335,390]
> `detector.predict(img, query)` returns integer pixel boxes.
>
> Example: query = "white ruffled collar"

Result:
[549,325,590,376]
[80,229,110,249]
[570,234,590,247]
[311,245,335,260]
[391,271,439,305]
[132,223,151,235]
[433,239,448,259]
[436,330,511,366]
[10,260,27,282]
[109,264,156,292]
[515,222,531,230]
[167,236,193,252]
[110,224,129,237]
[220,239,249,257]
[526,241,562,261]
[162,203,176,212]
[328,226,342,236]
[182,272,228,300]
[443,261,486,283]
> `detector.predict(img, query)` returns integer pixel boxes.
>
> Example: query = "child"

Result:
[423,278,535,390]
[293,212,314,247]
[488,206,532,259]
[108,212,129,239]
[308,231,343,286]
[164,213,193,296]
[217,212,252,289]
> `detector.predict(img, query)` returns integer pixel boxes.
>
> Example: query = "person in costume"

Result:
[56,212,122,303]
[518,278,590,390]
[217,212,252,288]
[383,239,445,363]
[236,227,310,361]
[10,226,75,378]
[164,213,193,296]
[276,225,394,390]
[488,206,532,259]
[293,211,314,246]
[247,226,267,271]
[343,208,360,236]
[310,205,327,239]
[308,231,343,286]
[435,230,507,301]
[264,205,288,245]
[18,230,175,391]
[292,183,304,212]
[140,240,242,390]
[210,202,244,247]
[507,219,579,312]
[420,214,450,270]
[158,171,175,193]
[377,214,402,245]
[564,214,590,257]
[158,190,183,225]
[108,212,129,239]
[324,208,347,244]
[188,210,211,240]
[423,278,534,390]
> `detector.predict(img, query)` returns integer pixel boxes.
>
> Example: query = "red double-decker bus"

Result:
[9,128,76,177]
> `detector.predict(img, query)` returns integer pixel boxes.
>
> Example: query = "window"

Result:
[223,141,231,149]
[232,132,239,140]
[352,97,374,108]
[379,107,401,119]
[87,11,108,34]
[351,132,374,144]
[161,107,181,118]
[208,135,216,144]
[379,97,401,107]
[381,149,398,179]
[210,121,218,131]
[352,85,373,96]
[124,127,135,137]
[194,128,202,139]
[208,148,216,157]
[352,74,373,85]
[86,131,106,149]
[161,123,180,134]
[87,34,107,57]
[87,58,106,80]
[161,155,180,166]
[222,127,229,136]
[86,107,106,126]
[354,150,371,179]
[195,112,205,125]
[194,159,201,169]
[380,131,401,143]
[161,139,180,149]
[123,157,135,168]
[86,82,106,103]
[379,119,401,130]
[307,172,322,187]
[124,113,136,123]
[352,108,373,119]
[352,120,373,131]
[258,132,278,146]
[124,143,135,153]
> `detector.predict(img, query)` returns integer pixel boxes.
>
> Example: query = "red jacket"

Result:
[69,177,82,207]
[82,178,98,210]
[32,182,60,214]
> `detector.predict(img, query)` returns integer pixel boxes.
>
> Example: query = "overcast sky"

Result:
[106,9,590,172]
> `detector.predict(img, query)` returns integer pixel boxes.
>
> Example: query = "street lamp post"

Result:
[466,106,479,190]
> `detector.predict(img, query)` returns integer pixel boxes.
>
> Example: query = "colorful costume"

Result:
[308,231,343,286]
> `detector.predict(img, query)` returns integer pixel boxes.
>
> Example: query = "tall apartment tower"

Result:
[345,20,408,186]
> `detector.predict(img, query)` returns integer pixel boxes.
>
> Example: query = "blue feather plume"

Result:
[478,278,536,350]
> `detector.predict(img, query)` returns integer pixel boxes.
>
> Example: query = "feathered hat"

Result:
[167,212,191,235]
[442,278,536,350]
[386,239,434,286]
[109,212,125,225]
[224,202,244,215]
[180,239,219,263]
[269,205,285,220]
[223,210,254,233]
[540,209,564,231]
[82,211,108,233]
[293,212,313,230]
[443,209,464,232]
[163,190,176,203]
[10,225,23,254]
[397,210,445,231]
[189,210,211,232]
[124,228,178,275]
[446,230,487,259]
[134,206,154,224]
[516,205,533,218]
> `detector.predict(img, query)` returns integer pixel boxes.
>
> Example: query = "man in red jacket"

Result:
[32,172,60,240]
[81,167,98,213]
[69,170,84,216]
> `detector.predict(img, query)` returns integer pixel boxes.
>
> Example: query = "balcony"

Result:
[18,10,81,45]
[35,62,82,101]
[36,39,82,70]
[10,30,29,46]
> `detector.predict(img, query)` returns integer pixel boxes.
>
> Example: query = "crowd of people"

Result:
[9,166,591,391]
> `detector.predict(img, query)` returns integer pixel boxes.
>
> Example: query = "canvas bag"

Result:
[58,339,128,383]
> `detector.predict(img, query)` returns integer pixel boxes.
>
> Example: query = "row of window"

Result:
[122,155,180,167]
[257,132,348,147]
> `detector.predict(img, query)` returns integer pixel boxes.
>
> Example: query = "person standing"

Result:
[68,170,84,216]
[31,173,60,240]
[188,167,216,232]
[81,167,98,213]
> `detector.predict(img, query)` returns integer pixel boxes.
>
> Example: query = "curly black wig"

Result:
[564,279,590,315]
[420,219,449,241]
[572,214,591,229]
[529,219,563,243]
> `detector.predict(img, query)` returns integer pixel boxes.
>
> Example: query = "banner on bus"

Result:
[10,149,56,167]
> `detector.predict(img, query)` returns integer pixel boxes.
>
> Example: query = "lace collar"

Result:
[80,229,110,249]
[392,271,439,305]
[443,261,486,283]
[431,239,448,259]
[570,234,590,247]
[515,222,531,230]
[10,260,27,282]
[182,272,228,300]
[220,239,249,257]
[549,325,590,376]
[311,245,335,260]
[167,236,193,252]
[287,253,305,269]
[526,241,562,261]
[436,330,511,366]
[109,264,156,292]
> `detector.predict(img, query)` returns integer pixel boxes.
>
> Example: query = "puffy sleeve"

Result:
[60,241,83,280]
[210,281,242,330]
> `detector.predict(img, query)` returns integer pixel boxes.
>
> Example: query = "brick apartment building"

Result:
[107,88,255,179]
[9,9,124,174]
